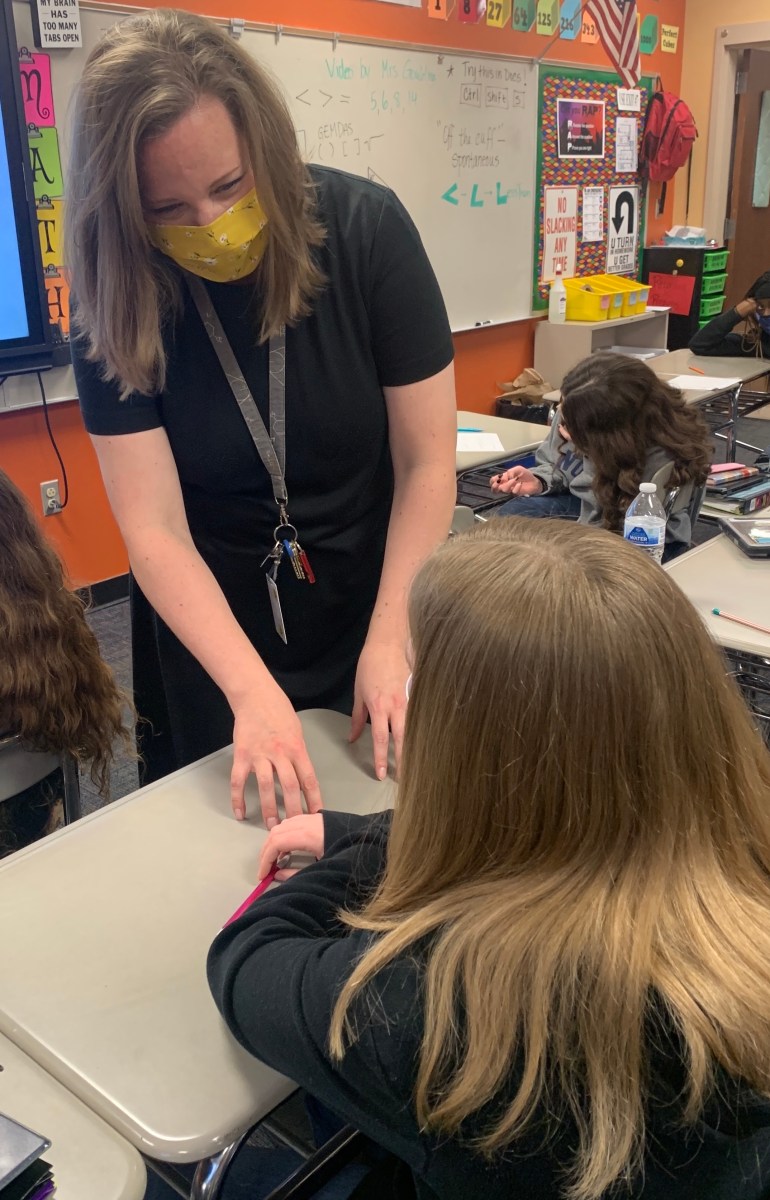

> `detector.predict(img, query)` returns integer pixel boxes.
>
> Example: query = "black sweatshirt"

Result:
[207,812,770,1200]
[689,306,770,358]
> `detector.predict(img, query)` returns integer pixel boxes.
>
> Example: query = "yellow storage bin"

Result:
[586,274,648,317]
[563,278,614,322]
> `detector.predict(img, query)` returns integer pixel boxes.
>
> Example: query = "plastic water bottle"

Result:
[548,265,567,323]
[623,482,667,564]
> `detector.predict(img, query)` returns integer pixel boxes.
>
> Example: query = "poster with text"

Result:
[542,186,578,281]
[606,185,640,275]
[557,99,605,159]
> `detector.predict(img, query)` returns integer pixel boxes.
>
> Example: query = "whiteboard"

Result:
[13,2,538,330]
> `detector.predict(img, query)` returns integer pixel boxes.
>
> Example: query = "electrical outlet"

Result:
[40,479,62,517]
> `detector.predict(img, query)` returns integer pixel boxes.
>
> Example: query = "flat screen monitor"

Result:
[0,0,53,375]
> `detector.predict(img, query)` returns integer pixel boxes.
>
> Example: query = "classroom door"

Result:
[725,48,770,310]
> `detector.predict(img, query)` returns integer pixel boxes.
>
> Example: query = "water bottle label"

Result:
[625,524,663,547]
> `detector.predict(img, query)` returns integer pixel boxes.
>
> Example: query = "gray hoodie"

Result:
[530,420,690,546]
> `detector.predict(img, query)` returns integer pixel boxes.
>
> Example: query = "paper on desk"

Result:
[668,374,741,392]
[456,432,504,452]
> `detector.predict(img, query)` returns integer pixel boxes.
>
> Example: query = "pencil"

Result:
[223,866,277,927]
[712,608,770,637]
[689,366,706,375]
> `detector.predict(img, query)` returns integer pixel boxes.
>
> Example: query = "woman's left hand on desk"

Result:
[349,639,408,781]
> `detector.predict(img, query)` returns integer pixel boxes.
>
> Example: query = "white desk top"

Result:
[456,409,545,471]
[545,350,770,408]
[651,347,770,386]
[0,710,392,1163]
[665,535,770,658]
[0,1033,146,1200]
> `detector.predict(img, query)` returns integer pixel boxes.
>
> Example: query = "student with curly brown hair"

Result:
[0,469,133,856]
[490,353,711,557]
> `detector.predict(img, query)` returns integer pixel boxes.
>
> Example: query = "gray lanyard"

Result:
[186,275,314,642]
[186,274,289,517]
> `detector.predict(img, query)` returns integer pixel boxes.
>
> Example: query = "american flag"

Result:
[585,0,641,89]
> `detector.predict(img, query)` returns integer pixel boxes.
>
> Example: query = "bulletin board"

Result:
[532,66,653,310]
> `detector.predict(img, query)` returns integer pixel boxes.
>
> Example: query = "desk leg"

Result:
[727,385,740,462]
[191,1132,250,1200]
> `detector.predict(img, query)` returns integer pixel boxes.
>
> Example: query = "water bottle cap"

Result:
[639,483,656,493]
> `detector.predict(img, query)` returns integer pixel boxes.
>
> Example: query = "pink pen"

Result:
[223,866,277,928]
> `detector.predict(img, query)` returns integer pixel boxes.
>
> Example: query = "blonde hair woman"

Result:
[66,9,456,822]
[209,519,770,1200]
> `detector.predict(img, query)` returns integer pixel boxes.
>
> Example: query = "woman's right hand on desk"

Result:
[258,813,325,881]
[490,466,544,497]
[230,683,322,827]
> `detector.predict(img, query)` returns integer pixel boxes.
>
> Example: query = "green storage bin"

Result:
[701,271,728,296]
[699,293,726,319]
[704,248,729,273]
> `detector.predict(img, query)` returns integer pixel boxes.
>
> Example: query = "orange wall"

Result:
[0,401,128,587]
[2,0,686,583]
[676,0,770,230]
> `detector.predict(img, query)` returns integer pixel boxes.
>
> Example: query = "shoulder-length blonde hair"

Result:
[0,470,133,791]
[330,519,770,1199]
[65,7,325,399]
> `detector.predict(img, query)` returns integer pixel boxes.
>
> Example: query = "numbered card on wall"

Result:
[640,15,658,55]
[427,0,449,18]
[559,0,580,41]
[17,48,55,127]
[458,0,486,23]
[512,1,535,31]
[580,12,598,43]
[536,0,558,37]
[487,0,511,29]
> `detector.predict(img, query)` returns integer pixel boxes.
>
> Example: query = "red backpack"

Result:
[639,84,698,206]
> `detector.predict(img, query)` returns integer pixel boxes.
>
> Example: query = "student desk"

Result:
[0,710,392,1200]
[666,535,770,740]
[455,409,546,472]
[0,1032,146,1200]
[650,348,770,461]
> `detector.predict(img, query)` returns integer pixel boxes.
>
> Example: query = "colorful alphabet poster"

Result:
[28,125,63,201]
[35,194,63,270]
[19,48,67,343]
[43,266,70,336]
[17,48,55,127]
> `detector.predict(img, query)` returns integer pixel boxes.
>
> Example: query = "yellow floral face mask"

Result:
[147,188,268,283]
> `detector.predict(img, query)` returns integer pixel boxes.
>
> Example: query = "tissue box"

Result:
[663,225,707,246]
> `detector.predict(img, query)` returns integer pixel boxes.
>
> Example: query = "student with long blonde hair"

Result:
[209,519,770,1200]
[66,8,456,822]
[0,469,133,855]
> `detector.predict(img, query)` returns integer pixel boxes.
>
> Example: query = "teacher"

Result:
[66,9,457,824]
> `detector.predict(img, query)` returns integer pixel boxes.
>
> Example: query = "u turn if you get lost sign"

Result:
[30,0,82,48]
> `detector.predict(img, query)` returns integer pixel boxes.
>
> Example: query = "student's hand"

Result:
[230,684,322,827]
[490,466,545,497]
[736,298,758,319]
[258,813,325,881]
[350,638,408,781]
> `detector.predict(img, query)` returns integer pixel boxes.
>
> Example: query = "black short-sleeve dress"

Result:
[74,167,454,780]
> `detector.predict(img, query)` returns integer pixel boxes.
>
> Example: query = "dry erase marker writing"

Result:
[457,427,482,432]
[711,608,770,637]
[223,866,277,928]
